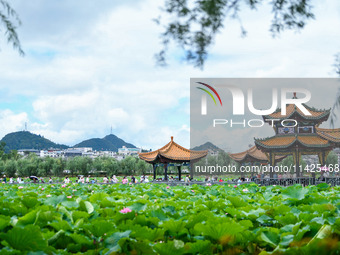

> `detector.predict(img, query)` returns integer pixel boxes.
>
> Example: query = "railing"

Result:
[4,177,340,186]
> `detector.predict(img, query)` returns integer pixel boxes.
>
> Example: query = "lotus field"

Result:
[0,183,339,254]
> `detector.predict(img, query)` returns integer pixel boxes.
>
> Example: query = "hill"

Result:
[74,134,136,152]
[1,131,69,152]
[192,142,223,152]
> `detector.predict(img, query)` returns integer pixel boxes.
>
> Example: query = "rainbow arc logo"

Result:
[196,82,222,115]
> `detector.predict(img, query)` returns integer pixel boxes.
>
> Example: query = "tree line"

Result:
[0,142,153,177]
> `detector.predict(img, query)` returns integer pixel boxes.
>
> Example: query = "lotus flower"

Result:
[166,186,170,189]
[46,194,51,197]
[62,184,66,188]
[191,190,195,192]
[234,185,237,188]
[120,207,132,214]
[67,196,72,198]
[41,188,45,191]
[242,189,249,192]
[18,186,23,189]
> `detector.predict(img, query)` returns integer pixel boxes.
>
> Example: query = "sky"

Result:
[0,0,339,151]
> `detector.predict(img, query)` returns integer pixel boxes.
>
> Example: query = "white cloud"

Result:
[0,0,339,151]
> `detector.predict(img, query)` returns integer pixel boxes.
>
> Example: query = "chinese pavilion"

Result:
[229,145,286,170]
[254,93,340,177]
[138,136,208,180]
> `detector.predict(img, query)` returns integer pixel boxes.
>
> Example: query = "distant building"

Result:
[72,147,92,153]
[40,149,62,158]
[118,146,141,155]
[18,149,40,157]
[63,148,83,158]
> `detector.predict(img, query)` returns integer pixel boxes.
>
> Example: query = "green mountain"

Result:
[73,134,136,152]
[192,142,223,152]
[1,131,69,152]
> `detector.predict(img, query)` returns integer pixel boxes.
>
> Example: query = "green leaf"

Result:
[84,220,115,237]
[280,234,294,247]
[227,196,248,208]
[128,202,147,212]
[0,215,11,230]
[69,233,92,246]
[48,230,65,245]
[194,221,244,241]
[154,240,185,255]
[61,200,79,209]
[105,230,131,248]
[281,185,309,200]
[79,200,94,214]
[0,225,47,251]
[184,240,213,254]
[21,197,39,209]
[259,230,280,248]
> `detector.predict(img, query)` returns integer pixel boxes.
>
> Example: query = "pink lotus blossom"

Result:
[46,194,51,197]
[73,189,77,192]
[242,189,249,192]
[67,196,72,198]
[228,185,230,187]
[225,213,228,215]
[191,190,195,192]
[18,186,23,189]
[62,184,66,188]
[41,188,45,191]
[234,185,237,188]
[120,207,132,214]
[166,186,170,189]
[206,183,212,186]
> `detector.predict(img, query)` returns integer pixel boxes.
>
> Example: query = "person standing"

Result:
[131,176,136,183]
[2,175,6,183]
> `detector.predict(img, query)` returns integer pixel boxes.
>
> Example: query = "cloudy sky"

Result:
[0,0,339,150]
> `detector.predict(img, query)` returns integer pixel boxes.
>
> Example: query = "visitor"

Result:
[16,176,21,183]
[103,176,108,184]
[131,176,136,183]
[122,176,128,184]
[144,176,149,183]
[112,175,118,183]
[40,177,45,183]
[140,175,144,183]
[48,177,53,183]
[86,175,90,183]
[237,177,242,183]
[9,177,13,184]
[185,175,190,184]
[2,175,6,183]
[219,178,223,183]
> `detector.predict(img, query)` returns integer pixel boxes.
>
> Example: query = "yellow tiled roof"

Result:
[229,146,285,162]
[265,104,330,120]
[255,134,331,149]
[316,127,340,143]
[138,137,208,163]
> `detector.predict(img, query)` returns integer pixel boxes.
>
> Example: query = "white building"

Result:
[40,149,62,158]
[118,146,141,155]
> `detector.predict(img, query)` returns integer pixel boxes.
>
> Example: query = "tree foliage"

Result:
[156,0,314,68]
[0,0,24,55]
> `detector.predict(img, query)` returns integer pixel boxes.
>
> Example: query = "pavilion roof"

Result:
[255,134,331,150]
[229,146,285,163]
[138,136,208,163]
[316,127,340,144]
[263,104,330,121]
